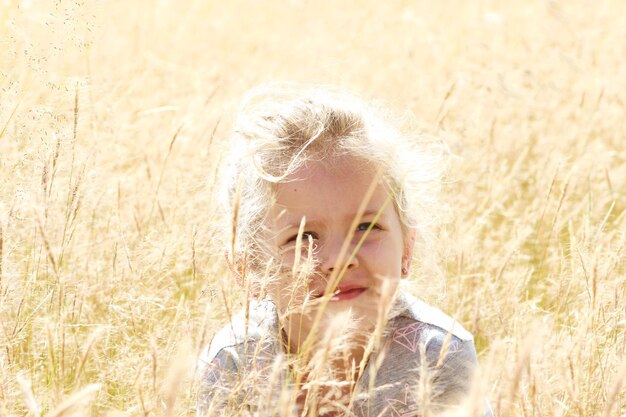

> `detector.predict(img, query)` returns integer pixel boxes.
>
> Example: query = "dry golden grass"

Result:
[1,0,625,415]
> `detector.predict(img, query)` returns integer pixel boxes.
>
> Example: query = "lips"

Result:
[312,284,368,301]
[332,287,367,300]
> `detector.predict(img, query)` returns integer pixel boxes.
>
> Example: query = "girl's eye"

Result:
[285,231,318,244]
[357,222,379,232]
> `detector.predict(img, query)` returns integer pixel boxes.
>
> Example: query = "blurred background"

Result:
[1,1,625,415]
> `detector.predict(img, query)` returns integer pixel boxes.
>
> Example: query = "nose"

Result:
[319,237,359,275]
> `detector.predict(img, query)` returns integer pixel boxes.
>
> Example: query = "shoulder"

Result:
[387,291,478,369]
[391,290,474,342]
[198,299,279,367]
[381,293,492,415]
[196,300,281,416]
[382,294,481,405]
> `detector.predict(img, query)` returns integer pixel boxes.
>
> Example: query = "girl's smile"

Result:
[312,282,369,301]
[327,286,368,301]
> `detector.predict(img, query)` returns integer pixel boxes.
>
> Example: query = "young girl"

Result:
[197,86,492,417]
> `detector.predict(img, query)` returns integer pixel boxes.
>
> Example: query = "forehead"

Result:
[272,156,392,225]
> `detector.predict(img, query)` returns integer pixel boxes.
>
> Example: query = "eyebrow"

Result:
[279,209,384,232]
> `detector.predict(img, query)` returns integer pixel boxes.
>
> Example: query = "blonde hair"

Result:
[220,84,448,282]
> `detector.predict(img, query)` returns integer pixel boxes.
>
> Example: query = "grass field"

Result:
[1,0,625,416]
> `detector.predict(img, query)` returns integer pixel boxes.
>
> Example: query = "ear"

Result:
[224,251,259,298]
[401,228,416,279]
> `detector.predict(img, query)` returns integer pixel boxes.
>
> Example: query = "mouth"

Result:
[313,285,368,301]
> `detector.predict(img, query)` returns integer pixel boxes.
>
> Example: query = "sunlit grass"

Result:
[0,0,624,416]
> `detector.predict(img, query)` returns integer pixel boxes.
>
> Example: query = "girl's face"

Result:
[267,155,413,351]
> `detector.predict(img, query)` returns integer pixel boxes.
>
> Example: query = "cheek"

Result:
[277,247,321,289]
[268,270,315,312]
[361,238,403,275]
